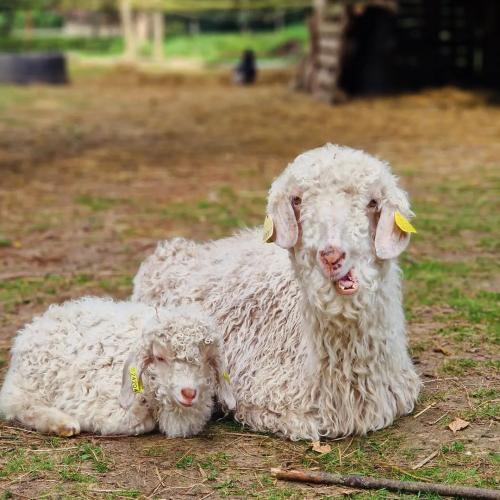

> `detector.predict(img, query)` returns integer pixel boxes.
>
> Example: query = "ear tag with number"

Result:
[262,215,274,243]
[129,367,144,393]
[394,211,417,234]
[222,371,231,384]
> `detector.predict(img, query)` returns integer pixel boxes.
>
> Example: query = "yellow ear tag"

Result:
[129,367,144,394]
[222,371,231,384]
[262,215,274,243]
[394,211,417,234]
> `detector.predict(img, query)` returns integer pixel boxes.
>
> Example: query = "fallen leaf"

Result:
[311,441,332,454]
[433,346,451,355]
[448,417,470,433]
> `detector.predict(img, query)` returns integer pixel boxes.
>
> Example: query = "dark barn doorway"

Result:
[299,0,500,103]
[339,7,397,96]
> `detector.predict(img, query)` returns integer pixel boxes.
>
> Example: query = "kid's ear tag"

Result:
[129,367,144,394]
[262,215,274,243]
[394,211,417,234]
[222,370,231,384]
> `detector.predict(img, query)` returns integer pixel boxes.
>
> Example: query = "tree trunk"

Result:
[135,10,151,48]
[152,10,164,62]
[119,0,137,61]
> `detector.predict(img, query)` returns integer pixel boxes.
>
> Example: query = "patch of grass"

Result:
[447,290,499,342]
[162,186,266,237]
[163,23,307,64]
[0,24,307,65]
[0,450,54,478]
[98,275,133,295]
[108,491,141,499]
[199,452,230,481]
[462,401,499,422]
[62,442,109,473]
[143,446,168,457]
[212,479,247,497]
[441,358,499,377]
[0,236,12,247]
[402,257,499,343]
[440,358,478,376]
[471,388,498,400]
[175,454,195,469]
[59,469,95,483]
[0,274,94,312]
[441,441,465,453]
[75,194,121,212]
[175,451,230,481]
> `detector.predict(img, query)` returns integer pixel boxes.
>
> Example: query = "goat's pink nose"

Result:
[320,246,345,268]
[181,388,197,401]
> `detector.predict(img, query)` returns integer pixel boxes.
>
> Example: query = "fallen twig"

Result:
[413,402,436,419]
[412,450,439,470]
[428,412,448,425]
[270,468,500,499]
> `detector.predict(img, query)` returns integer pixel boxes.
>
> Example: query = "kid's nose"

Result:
[181,388,197,401]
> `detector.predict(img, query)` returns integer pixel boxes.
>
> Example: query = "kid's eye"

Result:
[292,196,302,207]
[155,356,166,362]
[367,199,378,209]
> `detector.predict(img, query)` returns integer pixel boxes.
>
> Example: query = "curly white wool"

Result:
[132,144,421,440]
[0,298,234,437]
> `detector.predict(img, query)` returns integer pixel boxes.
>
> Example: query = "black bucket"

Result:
[0,52,68,85]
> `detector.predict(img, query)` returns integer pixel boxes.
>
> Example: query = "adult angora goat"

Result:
[133,144,421,440]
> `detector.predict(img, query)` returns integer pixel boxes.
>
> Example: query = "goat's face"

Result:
[147,341,216,411]
[267,144,413,297]
[120,311,235,417]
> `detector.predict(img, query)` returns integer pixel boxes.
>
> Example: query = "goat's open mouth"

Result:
[176,398,195,408]
[334,269,358,296]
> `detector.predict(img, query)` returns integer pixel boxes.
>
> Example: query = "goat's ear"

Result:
[375,204,412,259]
[119,351,144,410]
[204,340,236,412]
[267,193,299,249]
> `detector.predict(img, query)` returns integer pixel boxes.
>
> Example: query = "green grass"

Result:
[401,258,499,343]
[0,274,133,314]
[75,195,122,212]
[0,24,307,65]
[162,186,266,237]
[0,442,109,488]
[175,451,230,481]
[0,451,54,478]
[163,24,307,64]
[0,236,12,248]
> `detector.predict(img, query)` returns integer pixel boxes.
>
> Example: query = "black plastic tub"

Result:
[0,52,68,85]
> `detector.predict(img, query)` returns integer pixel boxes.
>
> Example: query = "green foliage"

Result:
[0,23,307,64]
[164,23,307,64]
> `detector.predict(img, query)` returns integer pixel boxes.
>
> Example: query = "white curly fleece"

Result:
[132,144,421,440]
[0,298,231,437]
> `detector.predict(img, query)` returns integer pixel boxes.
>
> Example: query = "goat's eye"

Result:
[292,196,301,207]
[155,356,166,362]
[367,199,378,209]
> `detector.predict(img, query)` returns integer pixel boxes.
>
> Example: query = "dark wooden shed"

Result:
[296,0,500,102]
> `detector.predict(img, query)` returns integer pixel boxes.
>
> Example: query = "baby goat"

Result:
[0,298,234,437]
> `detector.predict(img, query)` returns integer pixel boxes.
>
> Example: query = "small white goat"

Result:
[132,144,421,440]
[0,298,234,437]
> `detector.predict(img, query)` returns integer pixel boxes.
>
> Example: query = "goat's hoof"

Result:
[55,422,80,437]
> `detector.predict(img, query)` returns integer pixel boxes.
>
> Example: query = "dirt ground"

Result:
[0,66,498,499]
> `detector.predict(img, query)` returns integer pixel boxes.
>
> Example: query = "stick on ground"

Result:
[271,468,500,500]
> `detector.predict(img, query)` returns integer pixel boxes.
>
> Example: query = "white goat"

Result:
[0,298,234,437]
[132,144,421,440]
